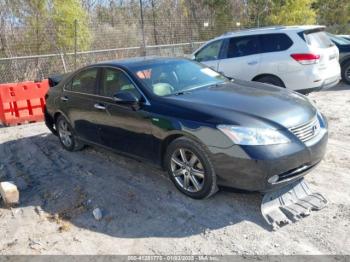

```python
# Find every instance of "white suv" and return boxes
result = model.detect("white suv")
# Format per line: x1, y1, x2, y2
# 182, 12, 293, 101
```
192, 26, 341, 93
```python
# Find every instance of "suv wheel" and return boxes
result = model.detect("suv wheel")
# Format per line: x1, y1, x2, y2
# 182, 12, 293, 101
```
255, 75, 285, 88
56, 115, 84, 151
164, 137, 218, 199
341, 60, 350, 85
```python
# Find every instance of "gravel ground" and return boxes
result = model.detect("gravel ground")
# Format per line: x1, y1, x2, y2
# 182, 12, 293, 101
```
0, 83, 349, 255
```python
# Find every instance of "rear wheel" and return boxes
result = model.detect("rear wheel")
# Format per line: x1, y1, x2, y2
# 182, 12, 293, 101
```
165, 137, 218, 199
254, 75, 285, 88
56, 115, 84, 151
341, 60, 350, 85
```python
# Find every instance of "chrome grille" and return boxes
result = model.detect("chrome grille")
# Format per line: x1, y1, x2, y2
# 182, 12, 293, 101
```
289, 116, 320, 142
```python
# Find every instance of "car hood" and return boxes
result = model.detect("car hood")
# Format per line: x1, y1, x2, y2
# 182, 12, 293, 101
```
165, 80, 317, 129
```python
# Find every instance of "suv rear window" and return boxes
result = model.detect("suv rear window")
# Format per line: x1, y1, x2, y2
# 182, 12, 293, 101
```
260, 33, 293, 53
302, 30, 334, 49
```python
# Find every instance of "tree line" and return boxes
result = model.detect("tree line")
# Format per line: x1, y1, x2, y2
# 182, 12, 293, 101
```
0, 0, 349, 58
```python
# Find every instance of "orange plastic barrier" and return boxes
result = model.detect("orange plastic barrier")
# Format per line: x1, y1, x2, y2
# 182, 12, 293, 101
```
0, 80, 49, 126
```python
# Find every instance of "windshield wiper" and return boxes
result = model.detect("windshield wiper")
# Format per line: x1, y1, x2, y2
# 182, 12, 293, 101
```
173, 90, 191, 96
172, 81, 229, 96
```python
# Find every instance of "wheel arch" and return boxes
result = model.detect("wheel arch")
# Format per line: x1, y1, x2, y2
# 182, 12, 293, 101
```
53, 111, 62, 124
340, 55, 350, 67
53, 110, 72, 128
340, 57, 350, 84
251, 73, 286, 87
159, 131, 204, 169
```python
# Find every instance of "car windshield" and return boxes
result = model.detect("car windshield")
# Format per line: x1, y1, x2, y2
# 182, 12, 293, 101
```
129, 59, 229, 96
327, 33, 350, 46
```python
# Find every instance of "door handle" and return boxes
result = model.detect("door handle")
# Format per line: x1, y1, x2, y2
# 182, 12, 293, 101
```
247, 61, 258, 65
94, 103, 106, 110
60, 96, 69, 102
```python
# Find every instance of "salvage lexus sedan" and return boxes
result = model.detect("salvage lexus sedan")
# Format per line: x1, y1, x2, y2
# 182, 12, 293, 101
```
45, 57, 328, 199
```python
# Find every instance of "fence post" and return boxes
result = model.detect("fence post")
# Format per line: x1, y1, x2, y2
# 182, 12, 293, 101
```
189, 19, 194, 52
74, 19, 78, 70
60, 53, 67, 73
139, 0, 146, 56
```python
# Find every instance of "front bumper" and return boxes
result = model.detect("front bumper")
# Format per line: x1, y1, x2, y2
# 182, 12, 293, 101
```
209, 129, 328, 192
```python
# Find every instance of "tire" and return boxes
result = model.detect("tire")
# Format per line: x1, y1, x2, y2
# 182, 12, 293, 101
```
255, 75, 285, 88
56, 115, 84, 151
164, 137, 218, 199
341, 60, 350, 85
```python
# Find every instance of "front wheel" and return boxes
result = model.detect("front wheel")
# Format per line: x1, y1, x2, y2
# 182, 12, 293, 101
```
56, 115, 84, 151
341, 60, 350, 85
165, 137, 218, 199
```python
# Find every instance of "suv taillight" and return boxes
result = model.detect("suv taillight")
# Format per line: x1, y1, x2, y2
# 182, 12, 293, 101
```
291, 53, 320, 65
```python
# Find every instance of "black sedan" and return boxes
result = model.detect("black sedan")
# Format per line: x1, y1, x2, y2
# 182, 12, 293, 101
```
45, 57, 328, 199
328, 33, 350, 84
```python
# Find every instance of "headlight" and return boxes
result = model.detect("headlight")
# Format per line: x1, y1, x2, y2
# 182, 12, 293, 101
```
217, 125, 290, 145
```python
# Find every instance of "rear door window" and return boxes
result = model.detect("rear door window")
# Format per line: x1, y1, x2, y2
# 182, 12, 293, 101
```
303, 30, 334, 49
69, 68, 98, 94
260, 33, 293, 53
100, 68, 141, 99
224, 36, 261, 58
195, 40, 223, 62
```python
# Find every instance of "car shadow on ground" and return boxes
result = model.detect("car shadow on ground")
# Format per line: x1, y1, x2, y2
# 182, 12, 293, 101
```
0, 133, 271, 238
323, 82, 349, 91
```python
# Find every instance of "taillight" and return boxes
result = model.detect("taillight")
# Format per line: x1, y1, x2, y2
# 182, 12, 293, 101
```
291, 53, 320, 65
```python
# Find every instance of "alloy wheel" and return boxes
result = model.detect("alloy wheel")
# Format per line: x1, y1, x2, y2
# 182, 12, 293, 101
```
170, 148, 205, 193
58, 118, 73, 148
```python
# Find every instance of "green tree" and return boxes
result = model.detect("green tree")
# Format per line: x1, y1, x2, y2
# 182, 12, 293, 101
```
51, 0, 91, 51
267, 0, 316, 25
203, 0, 235, 35
315, 0, 350, 33
24, 0, 50, 54
246, 0, 272, 27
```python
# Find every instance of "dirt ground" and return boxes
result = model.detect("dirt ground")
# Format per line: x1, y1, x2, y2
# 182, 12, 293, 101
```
0, 83, 349, 255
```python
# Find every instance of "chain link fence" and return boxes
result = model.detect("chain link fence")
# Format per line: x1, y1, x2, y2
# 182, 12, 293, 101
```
0, 18, 238, 83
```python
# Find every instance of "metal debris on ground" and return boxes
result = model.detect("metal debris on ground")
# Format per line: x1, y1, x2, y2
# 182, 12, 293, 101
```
261, 179, 328, 230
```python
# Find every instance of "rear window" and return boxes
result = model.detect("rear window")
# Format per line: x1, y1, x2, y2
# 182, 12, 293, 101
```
302, 30, 334, 49
260, 33, 293, 53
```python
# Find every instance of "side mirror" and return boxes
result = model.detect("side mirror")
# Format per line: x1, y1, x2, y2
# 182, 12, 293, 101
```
113, 91, 140, 106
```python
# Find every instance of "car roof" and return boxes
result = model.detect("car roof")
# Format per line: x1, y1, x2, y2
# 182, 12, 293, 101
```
95, 56, 184, 68
210, 25, 325, 41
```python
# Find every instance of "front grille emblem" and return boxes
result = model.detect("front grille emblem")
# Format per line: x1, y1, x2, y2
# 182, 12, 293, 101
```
289, 116, 321, 142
